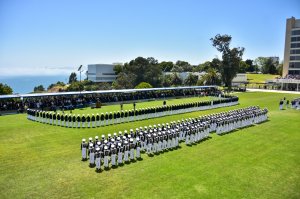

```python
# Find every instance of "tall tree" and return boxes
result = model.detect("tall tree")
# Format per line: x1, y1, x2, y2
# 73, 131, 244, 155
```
159, 61, 174, 72
245, 59, 255, 72
122, 56, 162, 87
113, 64, 123, 75
33, 85, 45, 92
238, 61, 249, 73
69, 72, 77, 84
112, 72, 136, 89
0, 83, 13, 95
211, 34, 244, 90
170, 73, 182, 86
197, 68, 221, 86
176, 60, 193, 72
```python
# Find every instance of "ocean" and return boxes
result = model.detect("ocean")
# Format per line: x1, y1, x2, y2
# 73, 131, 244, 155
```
0, 75, 69, 94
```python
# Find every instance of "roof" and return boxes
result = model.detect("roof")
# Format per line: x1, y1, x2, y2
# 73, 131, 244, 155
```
0, 85, 217, 99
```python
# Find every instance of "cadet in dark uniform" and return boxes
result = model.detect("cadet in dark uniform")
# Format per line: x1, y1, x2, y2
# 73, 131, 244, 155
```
86, 114, 91, 128
77, 114, 81, 128
82, 114, 86, 128
100, 113, 105, 126
105, 112, 109, 125
52, 112, 56, 125
72, 114, 76, 128
109, 112, 113, 125
64, 114, 68, 128
96, 113, 100, 127
91, 114, 95, 128
68, 114, 72, 128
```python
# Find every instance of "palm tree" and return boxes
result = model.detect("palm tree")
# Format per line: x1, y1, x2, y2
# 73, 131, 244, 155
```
198, 68, 221, 85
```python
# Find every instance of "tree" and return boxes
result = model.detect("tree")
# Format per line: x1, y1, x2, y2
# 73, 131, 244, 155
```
256, 57, 278, 74
170, 73, 182, 86
113, 64, 123, 75
197, 68, 221, 86
0, 83, 13, 95
184, 73, 198, 86
67, 81, 84, 91
120, 57, 162, 87
159, 61, 174, 72
197, 61, 212, 72
238, 61, 249, 73
277, 63, 283, 76
135, 82, 153, 89
162, 74, 172, 87
245, 59, 255, 72
211, 34, 244, 90
69, 72, 77, 84
112, 72, 136, 89
175, 60, 193, 72
33, 85, 45, 93
171, 65, 184, 72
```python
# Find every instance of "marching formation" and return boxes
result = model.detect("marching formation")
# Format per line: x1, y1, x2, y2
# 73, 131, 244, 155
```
27, 95, 239, 128
81, 106, 268, 171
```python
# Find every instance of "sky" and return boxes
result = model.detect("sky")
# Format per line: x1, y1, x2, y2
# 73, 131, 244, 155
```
0, 0, 299, 77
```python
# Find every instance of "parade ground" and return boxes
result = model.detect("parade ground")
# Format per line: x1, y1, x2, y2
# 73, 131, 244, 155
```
0, 92, 299, 199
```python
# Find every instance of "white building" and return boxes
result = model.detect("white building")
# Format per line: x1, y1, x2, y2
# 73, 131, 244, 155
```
87, 64, 117, 82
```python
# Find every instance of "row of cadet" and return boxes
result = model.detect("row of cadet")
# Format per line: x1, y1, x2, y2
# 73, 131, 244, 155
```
26, 95, 239, 128
81, 106, 268, 171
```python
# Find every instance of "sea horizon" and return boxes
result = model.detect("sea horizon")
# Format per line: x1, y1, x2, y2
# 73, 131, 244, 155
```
0, 75, 69, 94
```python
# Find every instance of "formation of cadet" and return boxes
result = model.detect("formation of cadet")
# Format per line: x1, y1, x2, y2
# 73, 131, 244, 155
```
291, 98, 300, 109
80, 106, 268, 171
26, 95, 239, 127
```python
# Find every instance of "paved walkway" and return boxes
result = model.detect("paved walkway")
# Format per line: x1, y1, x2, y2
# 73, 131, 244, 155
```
247, 88, 300, 95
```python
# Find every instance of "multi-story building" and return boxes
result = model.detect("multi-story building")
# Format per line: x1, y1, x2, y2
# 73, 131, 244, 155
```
283, 17, 300, 76
87, 64, 117, 82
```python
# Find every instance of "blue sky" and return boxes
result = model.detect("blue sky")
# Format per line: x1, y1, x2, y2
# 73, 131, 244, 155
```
0, 0, 299, 76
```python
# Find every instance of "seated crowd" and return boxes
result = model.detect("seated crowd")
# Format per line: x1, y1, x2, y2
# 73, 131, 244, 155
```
0, 88, 220, 112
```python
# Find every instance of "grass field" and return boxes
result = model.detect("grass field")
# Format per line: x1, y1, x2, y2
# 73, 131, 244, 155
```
247, 74, 279, 83
0, 92, 300, 198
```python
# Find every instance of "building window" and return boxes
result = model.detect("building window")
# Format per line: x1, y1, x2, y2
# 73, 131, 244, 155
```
96, 77, 116, 80
288, 70, 300, 75
102, 73, 116, 75
291, 36, 300, 42
290, 56, 300, 61
291, 43, 300, 48
292, 30, 300, 36
289, 62, 300, 68
290, 49, 300, 54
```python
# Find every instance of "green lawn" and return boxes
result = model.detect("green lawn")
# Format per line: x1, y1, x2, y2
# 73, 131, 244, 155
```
57, 96, 215, 115
0, 92, 300, 199
247, 74, 279, 83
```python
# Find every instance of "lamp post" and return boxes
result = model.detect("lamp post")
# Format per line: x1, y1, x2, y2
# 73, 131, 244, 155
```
78, 65, 83, 94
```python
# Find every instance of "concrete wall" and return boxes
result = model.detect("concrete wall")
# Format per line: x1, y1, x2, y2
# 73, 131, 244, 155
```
87, 64, 117, 82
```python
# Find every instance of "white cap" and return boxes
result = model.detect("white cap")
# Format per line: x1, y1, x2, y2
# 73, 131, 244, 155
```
96, 147, 100, 151
136, 137, 140, 141
89, 137, 92, 141
82, 139, 86, 142
95, 136, 99, 139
